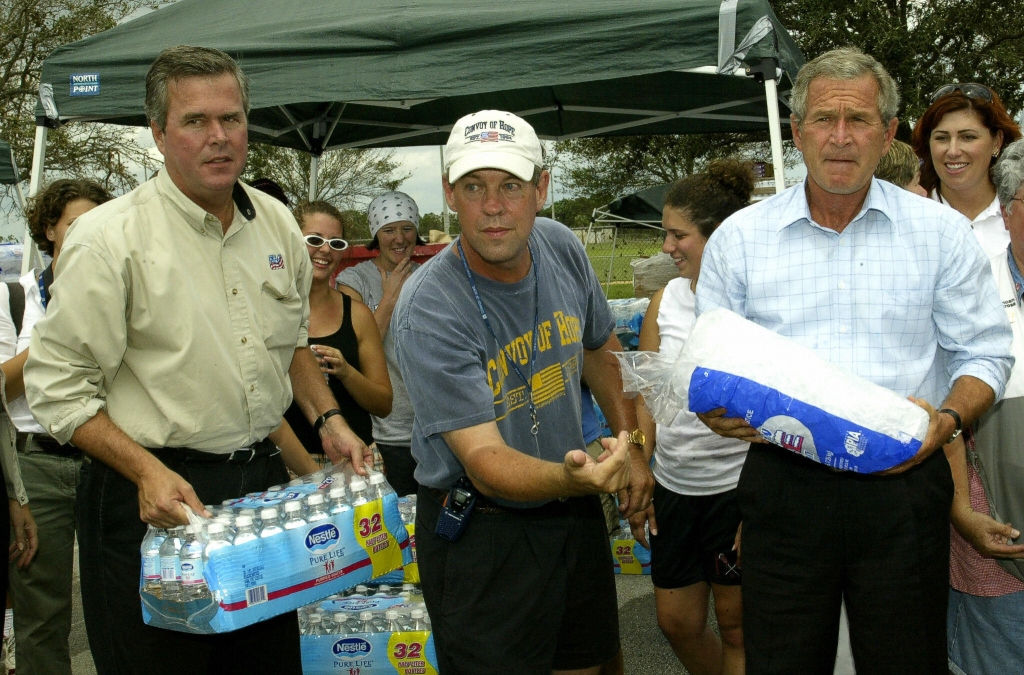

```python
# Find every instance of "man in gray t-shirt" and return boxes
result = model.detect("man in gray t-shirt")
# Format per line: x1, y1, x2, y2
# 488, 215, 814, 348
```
392, 110, 654, 675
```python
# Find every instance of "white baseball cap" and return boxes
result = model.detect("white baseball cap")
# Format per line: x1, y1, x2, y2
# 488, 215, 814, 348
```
444, 110, 544, 183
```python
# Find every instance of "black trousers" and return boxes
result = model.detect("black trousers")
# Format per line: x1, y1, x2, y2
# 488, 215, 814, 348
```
375, 443, 419, 497
738, 443, 953, 675
76, 453, 301, 675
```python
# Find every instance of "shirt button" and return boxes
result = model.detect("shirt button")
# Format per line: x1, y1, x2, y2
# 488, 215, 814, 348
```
840, 326, 848, 334
241, 337, 247, 344
232, 288, 238, 295
250, 385, 255, 392
838, 281, 846, 290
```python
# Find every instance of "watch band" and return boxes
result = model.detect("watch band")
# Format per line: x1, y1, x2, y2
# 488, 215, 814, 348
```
313, 408, 342, 434
937, 408, 962, 444
627, 428, 646, 446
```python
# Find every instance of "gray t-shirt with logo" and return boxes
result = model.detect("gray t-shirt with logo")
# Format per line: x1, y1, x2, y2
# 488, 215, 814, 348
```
335, 259, 419, 445
392, 218, 614, 507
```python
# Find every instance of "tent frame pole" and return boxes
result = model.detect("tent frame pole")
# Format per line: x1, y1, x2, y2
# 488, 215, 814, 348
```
308, 154, 319, 202
22, 124, 49, 274
764, 77, 786, 194
605, 226, 618, 295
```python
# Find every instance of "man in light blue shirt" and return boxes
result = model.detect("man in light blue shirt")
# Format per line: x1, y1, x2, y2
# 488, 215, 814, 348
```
696, 48, 1012, 674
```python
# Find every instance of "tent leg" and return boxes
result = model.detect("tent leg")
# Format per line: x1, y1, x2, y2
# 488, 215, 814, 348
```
764, 77, 787, 195
605, 225, 618, 295
308, 154, 320, 202
22, 124, 48, 274
440, 146, 450, 235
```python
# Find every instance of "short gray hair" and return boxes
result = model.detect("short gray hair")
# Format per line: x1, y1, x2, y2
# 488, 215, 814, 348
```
994, 139, 1024, 214
790, 48, 900, 125
145, 45, 250, 131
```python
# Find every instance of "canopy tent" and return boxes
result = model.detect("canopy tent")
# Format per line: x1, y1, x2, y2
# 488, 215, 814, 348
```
1, 138, 41, 274
28, 0, 805, 269
593, 183, 673, 230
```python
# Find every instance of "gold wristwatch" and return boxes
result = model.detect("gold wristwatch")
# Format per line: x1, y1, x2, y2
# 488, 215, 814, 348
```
627, 429, 646, 446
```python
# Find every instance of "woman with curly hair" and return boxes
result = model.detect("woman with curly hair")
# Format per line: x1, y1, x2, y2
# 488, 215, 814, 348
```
632, 159, 755, 675
1, 178, 110, 675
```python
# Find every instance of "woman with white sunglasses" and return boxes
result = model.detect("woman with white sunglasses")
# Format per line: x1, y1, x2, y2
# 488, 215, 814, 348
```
283, 201, 392, 466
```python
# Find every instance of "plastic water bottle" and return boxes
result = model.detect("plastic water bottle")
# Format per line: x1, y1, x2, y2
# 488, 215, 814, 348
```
384, 609, 404, 632
233, 515, 258, 545
204, 522, 233, 561
214, 514, 235, 535
358, 611, 380, 633
283, 500, 307, 530
349, 479, 369, 506
373, 584, 392, 597
410, 608, 428, 631
159, 527, 184, 601
140, 527, 167, 594
333, 612, 351, 634
328, 486, 351, 515
307, 612, 326, 635
349, 584, 370, 598
306, 493, 329, 522
320, 611, 336, 634
259, 508, 284, 538
369, 472, 394, 501
179, 525, 210, 601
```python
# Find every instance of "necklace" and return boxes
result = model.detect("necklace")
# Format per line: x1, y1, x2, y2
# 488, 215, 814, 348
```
456, 238, 541, 435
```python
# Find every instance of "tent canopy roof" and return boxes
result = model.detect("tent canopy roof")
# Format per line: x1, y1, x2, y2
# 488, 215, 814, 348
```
598, 183, 672, 225
38, 0, 804, 152
0, 139, 20, 185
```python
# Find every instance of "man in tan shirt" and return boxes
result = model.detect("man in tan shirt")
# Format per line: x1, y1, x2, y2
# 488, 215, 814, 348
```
23, 46, 370, 674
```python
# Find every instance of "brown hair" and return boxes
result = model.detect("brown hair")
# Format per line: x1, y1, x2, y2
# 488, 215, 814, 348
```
26, 179, 113, 256
911, 88, 1022, 194
292, 201, 350, 237
664, 159, 756, 239
145, 45, 249, 131
874, 140, 920, 188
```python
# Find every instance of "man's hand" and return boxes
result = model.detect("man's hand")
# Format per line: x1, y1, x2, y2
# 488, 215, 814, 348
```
321, 414, 373, 475
8, 500, 38, 568
562, 431, 631, 496
629, 504, 657, 550
880, 397, 953, 475
696, 407, 764, 443
617, 447, 655, 519
136, 462, 210, 528
954, 509, 1024, 559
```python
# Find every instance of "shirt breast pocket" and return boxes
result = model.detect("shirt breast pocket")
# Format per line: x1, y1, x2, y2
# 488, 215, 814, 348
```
259, 279, 303, 349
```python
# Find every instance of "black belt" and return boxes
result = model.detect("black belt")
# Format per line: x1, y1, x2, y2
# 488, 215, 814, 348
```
15, 432, 82, 459
426, 487, 574, 516
149, 437, 279, 465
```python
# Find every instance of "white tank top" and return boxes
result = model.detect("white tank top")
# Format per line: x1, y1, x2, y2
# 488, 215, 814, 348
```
652, 277, 748, 495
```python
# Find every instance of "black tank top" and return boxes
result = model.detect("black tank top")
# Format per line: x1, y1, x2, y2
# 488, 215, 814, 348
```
285, 293, 374, 453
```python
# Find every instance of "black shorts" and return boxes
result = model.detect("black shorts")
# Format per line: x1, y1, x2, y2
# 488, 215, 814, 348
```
415, 486, 619, 674
649, 481, 742, 589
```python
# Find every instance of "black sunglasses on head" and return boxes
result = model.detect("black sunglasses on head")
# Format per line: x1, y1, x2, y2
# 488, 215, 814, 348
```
303, 234, 349, 251
929, 82, 994, 103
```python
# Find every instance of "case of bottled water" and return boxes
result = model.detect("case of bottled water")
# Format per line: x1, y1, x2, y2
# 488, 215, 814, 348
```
609, 520, 651, 575
139, 462, 412, 633
370, 494, 418, 586
299, 583, 438, 675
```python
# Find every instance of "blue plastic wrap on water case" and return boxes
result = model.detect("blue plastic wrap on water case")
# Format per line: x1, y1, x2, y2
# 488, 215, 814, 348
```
688, 367, 921, 473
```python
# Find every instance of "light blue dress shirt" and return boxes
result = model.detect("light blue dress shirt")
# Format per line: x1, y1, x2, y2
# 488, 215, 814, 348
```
696, 178, 1013, 406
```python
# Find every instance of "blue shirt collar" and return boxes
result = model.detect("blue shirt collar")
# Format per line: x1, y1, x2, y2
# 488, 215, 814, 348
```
778, 177, 897, 233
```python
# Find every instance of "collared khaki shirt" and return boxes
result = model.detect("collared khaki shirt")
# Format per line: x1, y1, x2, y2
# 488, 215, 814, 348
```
24, 170, 312, 452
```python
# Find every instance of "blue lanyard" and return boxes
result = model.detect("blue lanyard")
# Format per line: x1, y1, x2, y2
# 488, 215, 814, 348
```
456, 238, 541, 436
37, 272, 47, 311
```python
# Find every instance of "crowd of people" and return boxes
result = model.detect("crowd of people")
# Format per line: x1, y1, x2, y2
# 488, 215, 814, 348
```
0, 41, 1019, 675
